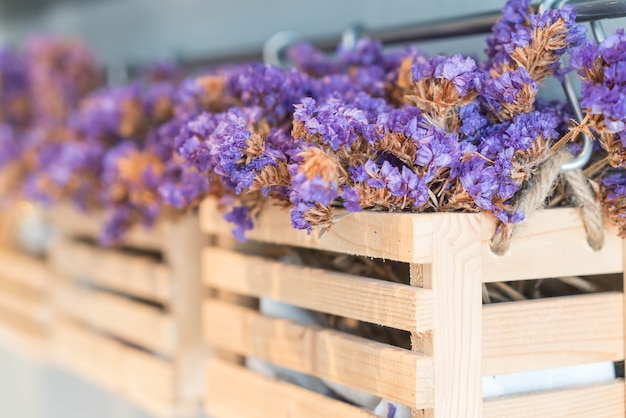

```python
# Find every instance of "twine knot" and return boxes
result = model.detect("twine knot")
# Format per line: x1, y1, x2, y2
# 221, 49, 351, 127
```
490, 148, 604, 255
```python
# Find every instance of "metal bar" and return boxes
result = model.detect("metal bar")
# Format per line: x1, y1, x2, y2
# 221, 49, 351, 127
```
569, 0, 626, 21
156, 0, 626, 73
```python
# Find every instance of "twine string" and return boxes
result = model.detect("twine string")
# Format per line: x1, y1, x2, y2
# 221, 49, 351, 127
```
490, 148, 604, 255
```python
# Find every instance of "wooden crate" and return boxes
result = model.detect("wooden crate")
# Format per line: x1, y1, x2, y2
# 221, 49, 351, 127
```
199, 198, 626, 418
0, 206, 51, 361
48, 206, 206, 418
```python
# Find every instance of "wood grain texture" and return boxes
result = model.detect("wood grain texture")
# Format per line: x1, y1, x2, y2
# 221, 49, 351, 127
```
47, 205, 164, 252
483, 380, 625, 418
53, 318, 177, 417
200, 198, 434, 263
54, 282, 175, 356
482, 208, 622, 282
203, 247, 433, 332
205, 359, 377, 418
203, 300, 434, 409
429, 214, 483, 418
482, 292, 624, 376
50, 238, 172, 303
162, 214, 207, 408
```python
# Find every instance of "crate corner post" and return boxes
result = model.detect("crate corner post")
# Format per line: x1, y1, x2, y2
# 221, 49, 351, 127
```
162, 213, 208, 415
411, 213, 483, 418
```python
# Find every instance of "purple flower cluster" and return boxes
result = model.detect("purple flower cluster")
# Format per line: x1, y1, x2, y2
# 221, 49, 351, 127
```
412, 54, 481, 97
572, 29, 626, 139
487, 0, 585, 78
25, 36, 102, 123
2, 0, 625, 245
0, 47, 30, 127
600, 170, 626, 236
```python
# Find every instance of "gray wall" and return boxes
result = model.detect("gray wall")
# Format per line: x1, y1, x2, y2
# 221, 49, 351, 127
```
0, 0, 509, 67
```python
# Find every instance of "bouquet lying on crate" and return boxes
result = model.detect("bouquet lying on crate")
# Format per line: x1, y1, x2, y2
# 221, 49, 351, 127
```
0, 0, 624, 251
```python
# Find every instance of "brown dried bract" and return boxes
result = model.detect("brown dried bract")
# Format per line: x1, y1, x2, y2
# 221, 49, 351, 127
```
299, 147, 342, 182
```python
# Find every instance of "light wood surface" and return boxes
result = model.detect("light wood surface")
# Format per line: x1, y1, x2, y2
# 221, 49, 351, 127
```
201, 202, 626, 417
53, 318, 176, 417
47, 205, 164, 252
483, 380, 625, 418
203, 247, 433, 333
49, 213, 206, 416
425, 214, 483, 418
481, 208, 622, 282
162, 215, 207, 408
203, 299, 434, 409
54, 282, 175, 356
0, 276, 48, 325
482, 292, 624, 375
0, 304, 48, 361
205, 358, 377, 418
199, 198, 434, 263
49, 238, 172, 303
0, 247, 48, 290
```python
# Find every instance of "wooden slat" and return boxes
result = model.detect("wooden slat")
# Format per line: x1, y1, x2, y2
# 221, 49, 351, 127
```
162, 215, 207, 405
0, 279, 47, 325
483, 380, 625, 418
50, 239, 172, 303
203, 247, 433, 333
0, 247, 48, 290
200, 198, 434, 263
47, 205, 164, 252
203, 300, 433, 409
53, 319, 175, 417
0, 304, 47, 361
55, 283, 175, 356
482, 208, 622, 282
205, 358, 377, 418
482, 292, 624, 376
425, 214, 483, 417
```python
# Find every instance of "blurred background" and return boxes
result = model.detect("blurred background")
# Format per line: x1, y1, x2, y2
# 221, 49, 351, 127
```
0, 0, 625, 417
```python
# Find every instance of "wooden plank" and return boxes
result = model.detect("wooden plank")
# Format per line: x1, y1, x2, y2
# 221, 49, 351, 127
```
47, 205, 164, 252
482, 208, 622, 282
0, 304, 47, 361
0, 247, 48, 290
55, 283, 175, 356
53, 319, 176, 417
203, 247, 433, 333
482, 292, 624, 376
49, 238, 171, 303
199, 198, 434, 263
53, 317, 124, 389
424, 214, 483, 418
0, 278, 48, 325
483, 380, 625, 418
203, 300, 433, 409
162, 215, 207, 406
205, 358, 377, 418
